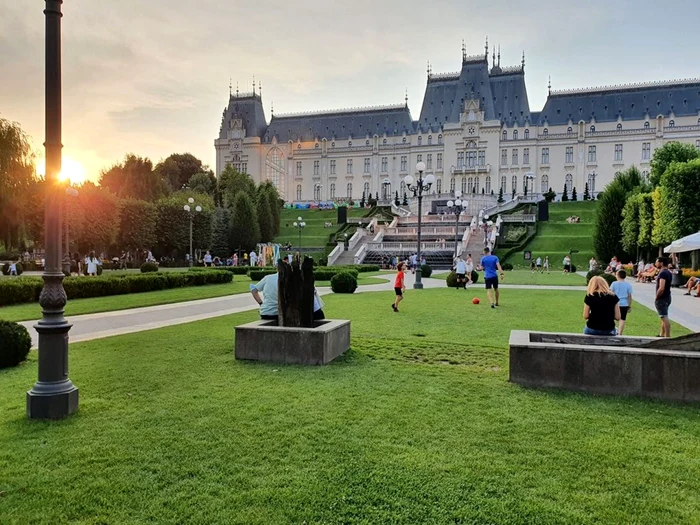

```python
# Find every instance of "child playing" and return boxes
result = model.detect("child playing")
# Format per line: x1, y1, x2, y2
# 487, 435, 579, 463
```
392, 262, 407, 312
610, 269, 633, 335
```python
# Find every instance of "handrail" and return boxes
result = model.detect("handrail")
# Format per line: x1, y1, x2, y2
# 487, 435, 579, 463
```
354, 243, 368, 264
365, 241, 456, 251
348, 229, 363, 251
327, 243, 344, 266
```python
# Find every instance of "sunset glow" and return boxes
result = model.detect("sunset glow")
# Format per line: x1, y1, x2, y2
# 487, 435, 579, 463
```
36, 156, 88, 185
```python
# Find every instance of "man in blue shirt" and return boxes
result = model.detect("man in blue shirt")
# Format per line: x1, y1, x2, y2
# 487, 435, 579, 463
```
610, 269, 633, 335
251, 271, 279, 322
480, 247, 504, 308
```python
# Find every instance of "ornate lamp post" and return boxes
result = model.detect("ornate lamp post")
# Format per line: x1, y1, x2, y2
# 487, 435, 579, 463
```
27, 0, 79, 419
184, 197, 202, 267
293, 217, 306, 252
446, 190, 466, 259
404, 162, 435, 289
62, 186, 78, 276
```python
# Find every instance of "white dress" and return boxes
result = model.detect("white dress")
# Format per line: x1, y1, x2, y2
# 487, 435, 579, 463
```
87, 257, 98, 275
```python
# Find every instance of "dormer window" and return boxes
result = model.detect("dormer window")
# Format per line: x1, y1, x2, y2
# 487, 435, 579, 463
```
543, 128, 548, 136
315, 143, 319, 148
418, 136, 422, 145
349, 141, 352, 147
617, 124, 622, 130
502, 130, 507, 140
331, 142, 335, 147
365, 140, 370, 145
590, 125, 596, 133
524, 129, 529, 139
403, 137, 407, 143
513, 130, 518, 140
567, 127, 573, 134
644, 122, 650, 129
669, 120, 675, 128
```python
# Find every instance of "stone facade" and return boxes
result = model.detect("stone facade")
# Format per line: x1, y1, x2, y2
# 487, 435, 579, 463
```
216, 46, 700, 202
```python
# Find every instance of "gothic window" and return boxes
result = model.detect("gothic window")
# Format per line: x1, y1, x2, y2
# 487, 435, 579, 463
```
400, 156, 407, 171
641, 171, 649, 182
347, 183, 352, 198
669, 120, 675, 128
541, 174, 549, 193
565, 174, 573, 193
457, 152, 465, 168
524, 129, 530, 139
478, 150, 485, 166
347, 159, 353, 174
418, 136, 422, 145
265, 147, 286, 196
450, 177, 456, 192
383, 138, 387, 144
381, 157, 388, 172
588, 173, 597, 193
400, 181, 406, 196
513, 130, 518, 140
588, 145, 596, 162
485, 176, 491, 193
330, 160, 336, 174
567, 127, 573, 134
427, 154, 433, 169
365, 140, 370, 145
364, 158, 370, 173
428, 135, 432, 145
474, 177, 480, 193
363, 182, 370, 196
501, 149, 507, 166
565, 147, 574, 163
590, 125, 595, 132
523, 148, 530, 165
315, 143, 319, 149
438, 134, 443, 144
330, 183, 336, 199
500, 176, 507, 192
511, 175, 517, 193
313, 160, 320, 176
462, 177, 468, 193
541, 148, 550, 164
467, 151, 476, 167
642, 143, 651, 160
349, 141, 352, 147
296, 161, 302, 177
502, 130, 507, 140
467, 141, 477, 149
435, 179, 441, 194
296, 185, 302, 201
512, 149, 518, 165
314, 185, 321, 200
417, 154, 422, 163
644, 121, 650, 129
614, 144, 623, 162
543, 128, 548, 136
437, 153, 443, 169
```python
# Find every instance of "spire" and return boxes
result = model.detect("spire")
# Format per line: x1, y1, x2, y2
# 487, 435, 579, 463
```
252, 74, 256, 95
497, 45, 501, 67
236, 82, 239, 98
548, 75, 552, 96
522, 50, 525, 70
427, 60, 431, 78
492, 49, 496, 69
462, 39, 466, 62
258, 80, 262, 99
271, 100, 274, 118
485, 35, 489, 58
405, 87, 408, 108
229, 77, 232, 97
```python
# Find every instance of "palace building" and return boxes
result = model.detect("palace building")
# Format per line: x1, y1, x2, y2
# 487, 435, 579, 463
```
215, 41, 700, 202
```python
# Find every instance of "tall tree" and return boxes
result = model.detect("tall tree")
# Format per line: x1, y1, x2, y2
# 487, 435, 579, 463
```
71, 182, 119, 253
117, 199, 157, 252
593, 180, 628, 263
219, 164, 256, 208
621, 194, 641, 255
256, 192, 275, 243
154, 190, 214, 257
99, 154, 169, 201
571, 187, 577, 201
187, 171, 216, 197
0, 118, 35, 250
210, 207, 231, 258
656, 158, 700, 240
561, 183, 569, 201
649, 142, 699, 188
637, 193, 655, 258
229, 192, 260, 253
497, 186, 504, 204
154, 153, 204, 191
583, 182, 590, 201
262, 183, 281, 235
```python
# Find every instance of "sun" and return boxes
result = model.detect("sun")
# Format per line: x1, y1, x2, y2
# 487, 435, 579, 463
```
37, 156, 87, 185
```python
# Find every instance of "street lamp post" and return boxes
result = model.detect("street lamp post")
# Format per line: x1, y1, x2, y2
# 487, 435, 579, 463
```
183, 197, 202, 267
404, 162, 435, 289
446, 191, 466, 259
62, 186, 78, 276
27, 0, 79, 419
293, 217, 306, 253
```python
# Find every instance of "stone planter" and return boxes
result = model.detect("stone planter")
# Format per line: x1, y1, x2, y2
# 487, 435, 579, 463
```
509, 330, 700, 403
235, 319, 351, 365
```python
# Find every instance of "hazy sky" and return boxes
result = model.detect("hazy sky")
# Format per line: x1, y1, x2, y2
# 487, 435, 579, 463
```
2, 0, 699, 181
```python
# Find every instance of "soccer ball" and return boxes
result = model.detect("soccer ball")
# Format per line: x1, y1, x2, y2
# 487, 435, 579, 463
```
472, 297, 480, 305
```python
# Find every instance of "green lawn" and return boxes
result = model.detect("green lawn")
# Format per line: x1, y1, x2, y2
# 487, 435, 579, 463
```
0, 275, 388, 322
275, 208, 367, 249
0, 289, 695, 524
431, 269, 586, 286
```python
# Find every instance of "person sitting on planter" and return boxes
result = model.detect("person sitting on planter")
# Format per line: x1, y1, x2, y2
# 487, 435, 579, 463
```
583, 276, 621, 336
250, 270, 279, 323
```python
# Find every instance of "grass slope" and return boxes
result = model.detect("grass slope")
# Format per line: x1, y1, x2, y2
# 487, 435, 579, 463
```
275, 209, 367, 249
0, 290, 695, 524
507, 201, 598, 269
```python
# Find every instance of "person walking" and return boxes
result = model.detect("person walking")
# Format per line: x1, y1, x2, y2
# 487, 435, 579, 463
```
654, 257, 673, 338
465, 253, 474, 285
543, 256, 550, 273
410, 253, 418, 274
249, 250, 258, 267
563, 255, 572, 274
481, 247, 504, 309
313, 288, 326, 320
610, 269, 633, 335
455, 256, 467, 289
86, 251, 100, 276
392, 262, 407, 312
583, 276, 621, 336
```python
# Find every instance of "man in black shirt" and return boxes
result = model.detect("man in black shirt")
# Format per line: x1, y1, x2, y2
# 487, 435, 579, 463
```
655, 257, 673, 338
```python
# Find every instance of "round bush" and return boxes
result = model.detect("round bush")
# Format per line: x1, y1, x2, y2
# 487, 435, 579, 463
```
570, 264, 578, 273
140, 262, 159, 273
330, 271, 358, 294
420, 264, 432, 278
0, 321, 32, 369
446, 270, 479, 287
501, 262, 514, 271
1, 262, 24, 276
586, 269, 615, 286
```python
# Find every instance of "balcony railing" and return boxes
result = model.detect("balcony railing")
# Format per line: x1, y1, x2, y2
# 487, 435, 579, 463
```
365, 241, 456, 252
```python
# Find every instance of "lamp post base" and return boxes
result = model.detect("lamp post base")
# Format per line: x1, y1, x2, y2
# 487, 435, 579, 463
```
413, 268, 424, 289
27, 383, 79, 420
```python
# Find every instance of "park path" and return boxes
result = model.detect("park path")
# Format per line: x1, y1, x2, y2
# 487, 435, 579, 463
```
19, 273, 590, 348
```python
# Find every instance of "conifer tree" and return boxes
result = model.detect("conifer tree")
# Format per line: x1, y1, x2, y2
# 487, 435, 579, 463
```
229, 192, 260, 253
562, 183, 569, 202
571, 187, 578, 201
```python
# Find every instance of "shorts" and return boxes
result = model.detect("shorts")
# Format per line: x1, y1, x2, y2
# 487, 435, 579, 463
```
620, 306, 629, 321
564, 265, 571, 272
394, 287, 403, 296
260, 314, 279, 323
456, 273, 465, 280
485, 277, 499, 290
655, 299, 671, 318
536, 264, 542, 268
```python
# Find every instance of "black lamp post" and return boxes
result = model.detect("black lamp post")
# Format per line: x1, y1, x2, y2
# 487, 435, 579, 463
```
293, 217, 306, 252
183, 197, 202, 267
27, 0, 79, 419
62, 186, 78, 276
446, 191, 466, 259
404, 162, 435, 289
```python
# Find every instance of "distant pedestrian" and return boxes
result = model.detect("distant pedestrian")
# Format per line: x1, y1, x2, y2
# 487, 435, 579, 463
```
392, 262, 407, 312
455, 256, 467, 289
610, 269, 633, 335
249, 251, 258, 267
536, 256, 542, 273
654, 257, 673, 338
583, 276, 620, 336
465, 253, 474, 284
543, 256, 550, 273
313, 288, 325, 320
481, 247, 504, 308
203, 251, 213, 267
86, 251, 100, 276
9, 259, 18, 276
563, 255, 572, 274
410, 253, 418, 274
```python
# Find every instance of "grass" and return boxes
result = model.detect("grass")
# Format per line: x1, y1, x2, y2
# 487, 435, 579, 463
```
431, 269, 586, 286
0, 274, 388, 322
275, 208, 367, 249
507, 201, 598, 270
0, 289, 696, 524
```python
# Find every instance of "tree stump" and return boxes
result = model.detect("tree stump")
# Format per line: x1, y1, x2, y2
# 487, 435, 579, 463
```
278, 256, 315, 328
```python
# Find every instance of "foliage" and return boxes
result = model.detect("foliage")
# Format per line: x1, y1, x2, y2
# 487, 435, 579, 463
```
22, 179, 45, 247
229, 192, 259, 253
117, 199, 157, 252
583, 182, 590, 201
154, 153, 204, 191
140, 262, 159, 273
615, 165, 645, 194
314, 269, 359, 281
69, 182, 120, 253
637, 193, 654, 252
586, 269, 616, 286
1, 262, 23, 276
657, 158, 700, 240
501, 262, 513, 271
99, 154, 169, 201
210, 207, 231, 258
394, 191, 400, 206
219, 165, 256, 208
571, 187, 577, 201
248, 269, 277, 281
593, 179, 628, 263
561, 183, 569, 202
260, 182, 281, 236
402, 192, 408, 206
0, 320, 31, 369
330, 271, 358, 293
621, 194, 641, 254
154, 190, 214, 256
420, 264, 432, 278
543, 187, 556, 203
649, 141, 699, 187
0, 118, 36, 250
187, 171, 216, 197
256, 192, 275, 243
504, 226, 527, 244
651, 186, 673, 247
446, 270, 479, 286
497, 186, 504, 203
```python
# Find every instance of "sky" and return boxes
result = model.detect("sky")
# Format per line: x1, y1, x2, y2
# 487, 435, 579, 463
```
2, 0, 700, 182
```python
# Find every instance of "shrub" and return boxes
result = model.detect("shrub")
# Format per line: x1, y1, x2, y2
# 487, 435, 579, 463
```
586, 269, 615, 286
446, 270, 479, 287
1, 262, 24, 276
504, 226, 527, 244
0, 321, 32, 369
420, 264, 432, 278
140, 262, 159, 273
331, 271, 358, 293
314, 269, 359, 281
502, 263, 514, 271
570, 264, 577, 274
248, 269, 277, 281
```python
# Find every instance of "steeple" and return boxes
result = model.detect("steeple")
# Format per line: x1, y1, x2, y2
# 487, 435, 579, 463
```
521, 50, 525, 70
236, 82, 239, 98
462, 39, 466, 63
271, 100, 274, 118
405, 88, 408, 108
492, 49, 496, 69
497, 45, 501, 68
252, 74, 256, 95
258, 80, 262, 99
484, 36, 489, 58
548, 75, 552, 96
229, 77, 232, 97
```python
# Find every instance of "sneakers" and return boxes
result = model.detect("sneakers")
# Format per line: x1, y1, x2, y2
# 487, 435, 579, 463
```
491, 303, 495, 309
391, 304, 399, 312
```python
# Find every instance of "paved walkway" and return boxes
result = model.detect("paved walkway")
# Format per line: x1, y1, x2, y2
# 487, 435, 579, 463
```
20, 274, 591, 347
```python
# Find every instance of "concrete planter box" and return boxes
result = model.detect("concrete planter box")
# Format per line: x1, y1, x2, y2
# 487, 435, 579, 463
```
235, 319, 351, 365
509, 330, 700, 403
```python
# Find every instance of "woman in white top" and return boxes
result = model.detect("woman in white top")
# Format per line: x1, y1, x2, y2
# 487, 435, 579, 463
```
465, 254, 474, 284
203, 251, 213, 267
86, 251, 100, 276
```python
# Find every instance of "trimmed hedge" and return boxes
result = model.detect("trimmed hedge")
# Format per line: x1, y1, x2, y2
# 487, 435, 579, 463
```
140, 262, 159, 273
502, 263, 514, 271
446, 270, 479, 287
331, 272, 358, 293
420, 264, 433, 278
248, 269, 277, 281
0, 321, 32, 369
586, 269, 616, 286
0, 271, 233, 306
1, 262, 24, 276
315, 269, 359, 281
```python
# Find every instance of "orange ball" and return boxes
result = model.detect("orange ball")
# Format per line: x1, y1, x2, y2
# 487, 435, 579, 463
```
472, 297, 480, 304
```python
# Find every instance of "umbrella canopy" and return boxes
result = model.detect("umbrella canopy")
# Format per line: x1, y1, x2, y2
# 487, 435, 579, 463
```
664, 231, 700, 253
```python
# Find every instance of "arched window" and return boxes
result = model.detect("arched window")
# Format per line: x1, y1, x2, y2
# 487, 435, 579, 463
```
464, 177, 470, 193
400, 181, 406, 196
347, 183, 353, 199
296, 184, 302, 201
365, 140, 370, 146
543, 128, 548, 136
511, 175, 518, 193
587, 173, 597, 193
513, 130, 518, 140
330, 183, 336, 199
617, 123, 622, 130
524, 129, 530, 139
641, 171, 649, 183
435, 179, 441, 194
669, 120, 675, 128
418, 136, 422, 145
502, 130, 507, 140
500, 176, 507, 192
590, 125, 595, 132
438, 134, 443, 144
523, 176, 528, 192
644, 121, 650, 129
474, 176, 480, 194
265, 147, 285, 197
450, 177, 456, 192
363, 182, 370, 197
567, 126, 573, 134
485, 176, 492, 193
428, 135, 432, 145
565, 173, 573, 193
314, 185, 321, 200
541, 174, 549, 193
